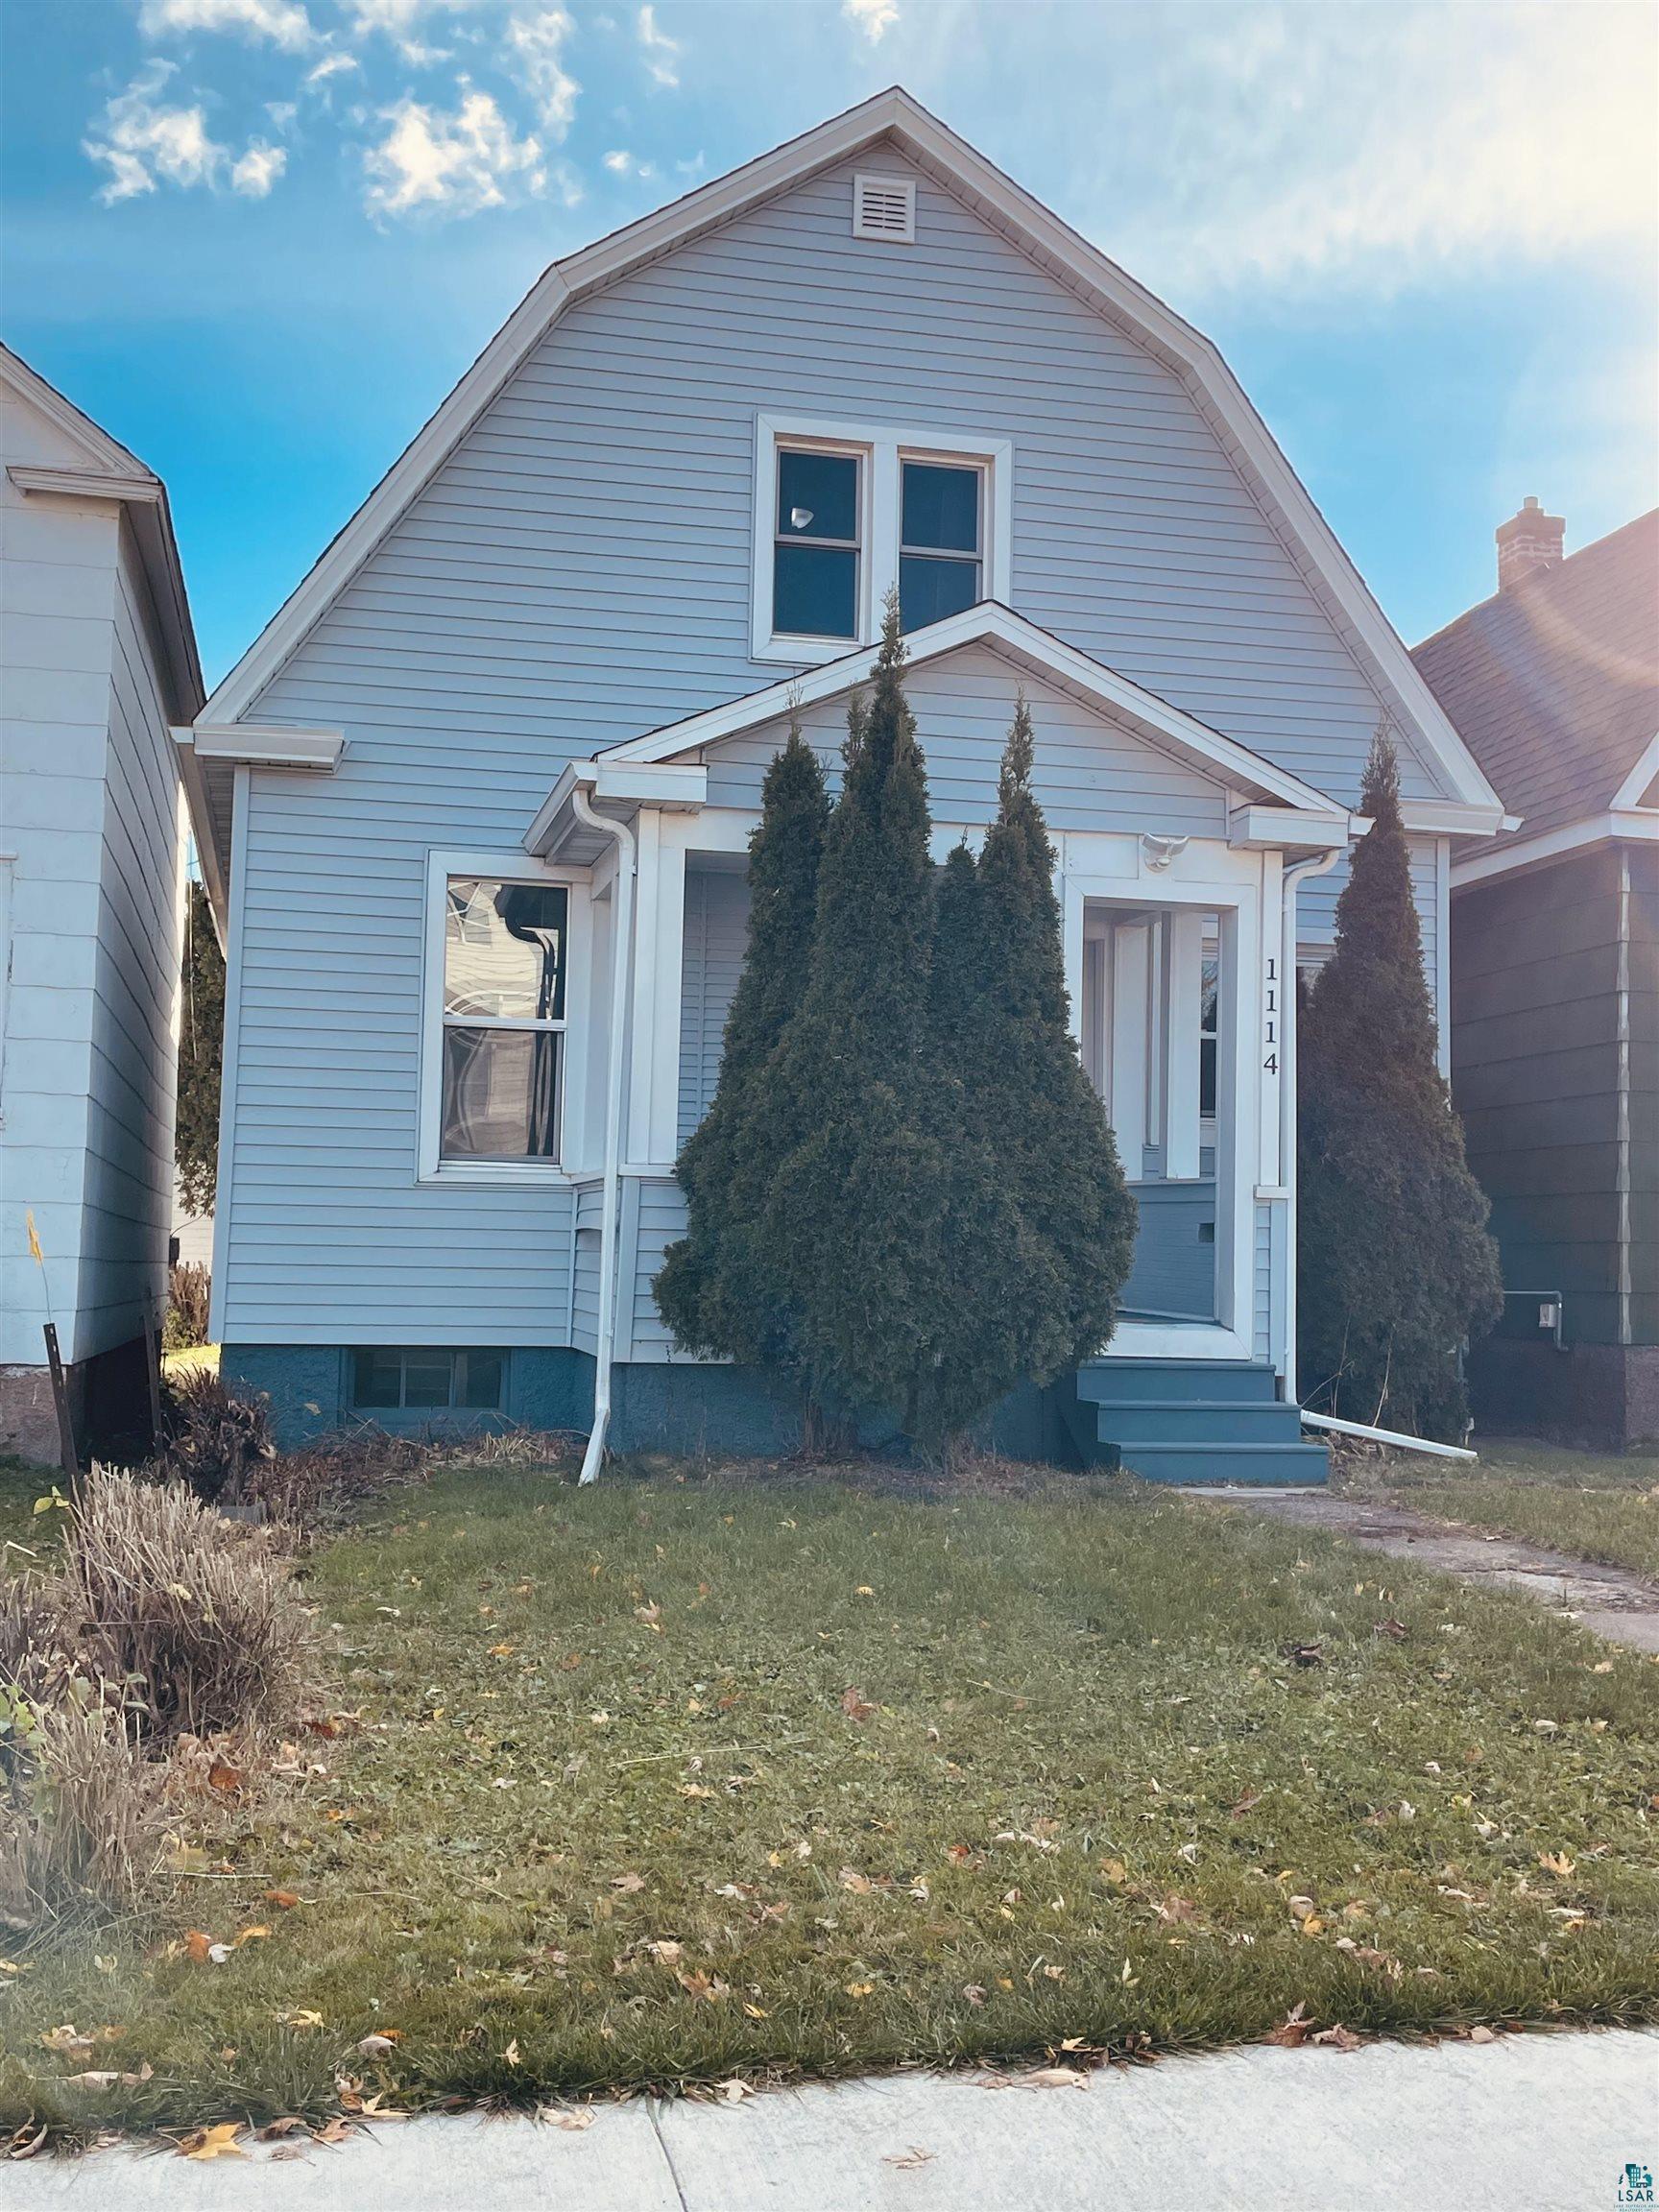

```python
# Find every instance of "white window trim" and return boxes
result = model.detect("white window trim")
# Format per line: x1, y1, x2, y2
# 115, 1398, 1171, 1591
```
751, 413, 1013, 665
418, 849, 592, 1186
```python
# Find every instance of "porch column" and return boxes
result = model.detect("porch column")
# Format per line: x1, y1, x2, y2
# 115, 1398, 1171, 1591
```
624, 806, 687, 1166
1109, 920, 1150, 1171
1164, 910, 1205, 1181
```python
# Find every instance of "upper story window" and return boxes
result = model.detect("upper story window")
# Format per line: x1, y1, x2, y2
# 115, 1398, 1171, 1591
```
900, 461, 982, 631
773, 446, 861, 640
440, 875, 566, 1164
753, 415, 1011, 664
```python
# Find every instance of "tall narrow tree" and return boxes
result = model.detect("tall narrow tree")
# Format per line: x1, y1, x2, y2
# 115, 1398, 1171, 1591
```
1298, 732, 1502, 1437
655, 717, 830, 1372
921, 697, 1135, 1443
763, 597, 950, 1428
175, 879, 225, 1219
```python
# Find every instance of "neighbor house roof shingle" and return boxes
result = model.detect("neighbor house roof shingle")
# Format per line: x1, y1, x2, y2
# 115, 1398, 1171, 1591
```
1410, 508, 1658, 854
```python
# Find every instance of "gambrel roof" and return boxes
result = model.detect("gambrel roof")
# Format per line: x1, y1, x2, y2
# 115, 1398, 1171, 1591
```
193, 87, 1502, 835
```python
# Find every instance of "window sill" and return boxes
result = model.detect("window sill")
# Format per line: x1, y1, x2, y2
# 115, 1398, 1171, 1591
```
752, 632, 863, 667
416, 1163, 577, 1189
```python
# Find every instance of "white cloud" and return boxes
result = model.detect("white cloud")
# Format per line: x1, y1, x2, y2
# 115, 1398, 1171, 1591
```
344, 0, 492, 63
603, 147, 656, 180
138, 0, 315, 51
305, 52, 360, 84
84, 60, 287, 204
842, 0, 897, 44
231, 140, 288, 195
1071, 7, 1657, 299
507, 9, 578, 137
637, 4, 679, 88
364, 84, 546, 218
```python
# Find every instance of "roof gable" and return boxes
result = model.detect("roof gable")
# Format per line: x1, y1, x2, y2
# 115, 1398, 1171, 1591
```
602, 602, 1342, 813
194, 88, 1500, 819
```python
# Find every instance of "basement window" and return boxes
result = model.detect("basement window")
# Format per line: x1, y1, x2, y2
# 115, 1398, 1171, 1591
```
352, 1347, 506, 1412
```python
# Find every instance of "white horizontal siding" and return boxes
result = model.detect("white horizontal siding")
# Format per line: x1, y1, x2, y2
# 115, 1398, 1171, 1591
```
678, 867, 750, 1149
627, 1176, 690, 1362
706, 646, 1232, 838
1253, 1203, 1273, 1363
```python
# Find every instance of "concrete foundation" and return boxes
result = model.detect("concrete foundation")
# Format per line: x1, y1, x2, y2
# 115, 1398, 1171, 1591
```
1469, 1336, 1659, 1452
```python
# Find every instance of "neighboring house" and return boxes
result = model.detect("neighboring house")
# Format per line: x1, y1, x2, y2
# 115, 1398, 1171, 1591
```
1416, 505, 1658, 1449
0, 343, 203, 1459
180, 89, 1504, 1479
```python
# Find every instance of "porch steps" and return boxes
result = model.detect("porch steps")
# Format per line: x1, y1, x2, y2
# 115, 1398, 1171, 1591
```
1066, 1358, 1328, 1486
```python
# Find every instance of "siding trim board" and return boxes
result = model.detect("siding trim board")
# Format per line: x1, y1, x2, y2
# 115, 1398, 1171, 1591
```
191, 89, 1501, 835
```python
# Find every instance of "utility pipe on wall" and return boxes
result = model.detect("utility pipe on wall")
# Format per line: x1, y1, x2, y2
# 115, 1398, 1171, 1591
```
1278, 844, 1341, 1405
570, 785, 637, 1486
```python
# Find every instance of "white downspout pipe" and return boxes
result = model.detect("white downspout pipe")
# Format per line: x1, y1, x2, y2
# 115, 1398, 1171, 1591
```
570, 786, 637, 1485
1279, 844, 1342, 1405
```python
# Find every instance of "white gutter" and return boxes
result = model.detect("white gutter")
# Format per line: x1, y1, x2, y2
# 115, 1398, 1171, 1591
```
1278, 845, 1342, 1404
1300, 1410, 1477, 1461
570, 785, 637, 1485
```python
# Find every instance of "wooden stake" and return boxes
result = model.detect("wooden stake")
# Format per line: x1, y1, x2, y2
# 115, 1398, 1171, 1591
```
146, 1295, 165, 1447
42, 1322, 79, 1482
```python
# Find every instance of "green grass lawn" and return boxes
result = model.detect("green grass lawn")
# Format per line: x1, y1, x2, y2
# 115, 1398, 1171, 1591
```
3, 1459, 1657, 2135
1334, 1440, 1659, 1583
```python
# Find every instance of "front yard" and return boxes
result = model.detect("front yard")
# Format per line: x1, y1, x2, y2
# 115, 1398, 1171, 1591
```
2, 1457, 1657, 2135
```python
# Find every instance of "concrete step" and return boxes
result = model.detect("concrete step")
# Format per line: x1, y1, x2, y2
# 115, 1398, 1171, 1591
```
1077, 1359, 1281, 1407
1113, 1439, 1331, 1486
1093, 1398, 1307, 1445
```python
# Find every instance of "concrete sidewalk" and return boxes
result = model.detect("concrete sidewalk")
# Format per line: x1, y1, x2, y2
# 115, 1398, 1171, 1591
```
10, 2029, 1655, 2211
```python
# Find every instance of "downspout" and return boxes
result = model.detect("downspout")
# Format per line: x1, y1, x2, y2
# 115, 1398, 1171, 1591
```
570, 785, 637, 1485
1279, 844, 1342, 1405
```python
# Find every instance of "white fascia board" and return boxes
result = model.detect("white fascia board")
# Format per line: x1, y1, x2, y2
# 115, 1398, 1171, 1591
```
524, 758, 708, 858
1398, 797, 1515, 837
190, 722, 345, 771
170, 731, 228, 936
0, 344, 150, 476
188, 86, 1499, 816
1611, 733, 1659, 811
1228, 805, 1353, 851
603, 602, 1338, 815
7, 464, 161, 504
1450, 809, 1659, 891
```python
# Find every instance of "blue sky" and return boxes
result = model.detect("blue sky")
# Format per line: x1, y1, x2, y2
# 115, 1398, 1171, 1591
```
3, 0, 1654, 687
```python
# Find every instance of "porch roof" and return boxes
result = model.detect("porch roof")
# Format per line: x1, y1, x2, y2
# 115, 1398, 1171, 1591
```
595, 602, 1349, 821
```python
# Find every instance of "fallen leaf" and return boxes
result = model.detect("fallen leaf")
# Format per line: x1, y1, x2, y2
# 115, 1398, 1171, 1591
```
1538, 1852, 1575, 1877
1311, 2024, 1362, 2051
503, 2039, 521, 2067
537, 2105, 595, 2131
64, 2065, 153, 2090
611, 1872, 646, 1893
184, 1931, 216, 1964
265, 1888, 302, 1911
276, 2008, 325, 2031
845, 1981, 877, 1999
884, 2146, 935, 2168
311, 2117, 355, 2146
714, 2079, 754, 2104
6, 2122, 48, 2161
178, 2123, 247, 2161
258, 2118, 309, 2139
841, 1687, 877, 1723
838, 1867, 875, 1894
206, 1761, 245, 1793
38, 2026, 96, 2057
962, 1984, 987, 2007
1280, 1642, 1323, 1669
1020, 2067, 1090, 2090
357, 2032, 401, 2058
1264, 2003, 1312, 2048
1467, 2025, 1498, 2045
1373, 1619, 1408, 1642
1228, 1791, 1262, 1819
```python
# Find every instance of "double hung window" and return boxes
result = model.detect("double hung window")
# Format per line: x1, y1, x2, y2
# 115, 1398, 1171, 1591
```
440, 876, 567, 1163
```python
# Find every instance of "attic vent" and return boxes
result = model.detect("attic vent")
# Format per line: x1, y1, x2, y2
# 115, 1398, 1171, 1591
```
853, 173, 915, 243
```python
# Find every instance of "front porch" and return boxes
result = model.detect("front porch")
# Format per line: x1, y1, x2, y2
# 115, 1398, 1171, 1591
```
526, 607, 1356, 1479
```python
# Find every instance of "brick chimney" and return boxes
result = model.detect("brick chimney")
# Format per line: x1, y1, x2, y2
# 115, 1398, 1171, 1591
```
1496, 495, 1565, 591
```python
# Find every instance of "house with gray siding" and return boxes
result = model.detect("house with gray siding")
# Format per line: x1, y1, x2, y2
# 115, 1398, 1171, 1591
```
1418, 504, 1657, 1448
0, 344, 203, 1459
180, 89, 1505, 1479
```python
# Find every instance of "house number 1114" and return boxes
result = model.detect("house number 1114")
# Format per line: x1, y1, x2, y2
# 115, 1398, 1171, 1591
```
1263, 955, 1279, 1074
